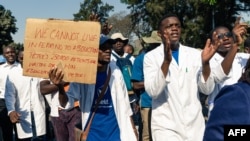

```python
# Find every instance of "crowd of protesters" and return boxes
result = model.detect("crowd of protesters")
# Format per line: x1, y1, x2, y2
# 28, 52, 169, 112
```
1, 12, 250, 141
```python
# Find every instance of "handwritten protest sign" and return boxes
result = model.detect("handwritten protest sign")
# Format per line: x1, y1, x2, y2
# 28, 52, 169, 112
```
23, 18, 101, 84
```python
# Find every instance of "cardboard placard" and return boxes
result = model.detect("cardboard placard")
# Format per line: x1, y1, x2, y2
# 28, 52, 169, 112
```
23, 18, 101, 84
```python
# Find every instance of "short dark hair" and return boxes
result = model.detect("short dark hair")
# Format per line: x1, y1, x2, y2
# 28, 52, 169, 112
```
244, 37, 250, 48
158, 13, 180, 30
3, 45, 16, 53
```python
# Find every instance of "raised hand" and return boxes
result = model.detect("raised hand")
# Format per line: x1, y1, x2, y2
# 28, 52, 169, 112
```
202, 32, 220, 64
162, 31, 172, 63
101, 21, 112, 35
159, 31, 172, 77
48, 67, 64, 85
232, 17, 247, 45
89, 13, 100, 22
88, 13, 112, 35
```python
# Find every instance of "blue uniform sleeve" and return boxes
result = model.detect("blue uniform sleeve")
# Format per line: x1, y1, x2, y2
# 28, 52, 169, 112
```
203, 82, 250, 141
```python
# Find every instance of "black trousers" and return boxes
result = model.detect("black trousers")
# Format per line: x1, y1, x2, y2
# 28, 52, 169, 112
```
0, 99, 13, 141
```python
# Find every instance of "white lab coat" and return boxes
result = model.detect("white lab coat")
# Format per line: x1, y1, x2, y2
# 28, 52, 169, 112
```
207, 52, 250, 114
144, 44, 221, 141
5, 67, 46, 139
64, 62, 137, 141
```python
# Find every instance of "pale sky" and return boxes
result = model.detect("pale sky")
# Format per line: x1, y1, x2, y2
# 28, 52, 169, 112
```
1, 0, 128, 43
1, 1, 250, 44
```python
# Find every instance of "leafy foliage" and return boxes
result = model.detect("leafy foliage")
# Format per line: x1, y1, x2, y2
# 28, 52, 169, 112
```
0, 5, 18, 54
73, 0, 114, 24
201, 0, 217, 5
121, 0, 250, 49
107, 11, 133, 39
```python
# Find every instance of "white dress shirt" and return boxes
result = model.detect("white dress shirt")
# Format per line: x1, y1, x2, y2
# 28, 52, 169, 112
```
0, 62, 21, 99
5, 66, 46, 139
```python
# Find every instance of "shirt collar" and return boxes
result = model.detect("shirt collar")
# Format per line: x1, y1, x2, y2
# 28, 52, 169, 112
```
2, 62, 20, 68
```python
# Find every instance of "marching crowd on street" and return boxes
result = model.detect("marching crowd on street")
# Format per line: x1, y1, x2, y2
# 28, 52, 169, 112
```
1, 13, 250, 141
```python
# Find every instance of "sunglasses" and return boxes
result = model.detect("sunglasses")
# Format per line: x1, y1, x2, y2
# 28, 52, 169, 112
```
217, 32, 233, 39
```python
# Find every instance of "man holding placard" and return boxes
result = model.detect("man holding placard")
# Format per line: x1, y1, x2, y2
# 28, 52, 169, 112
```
48, 34, 138, 141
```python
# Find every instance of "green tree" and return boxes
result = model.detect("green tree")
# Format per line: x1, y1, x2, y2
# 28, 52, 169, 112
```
107, 11, 133, 38
73, 0, 114, 24
121, 0, 153, 38
121, 0, 250, 49
0, 5, 18, 54
201, 0, 217, 5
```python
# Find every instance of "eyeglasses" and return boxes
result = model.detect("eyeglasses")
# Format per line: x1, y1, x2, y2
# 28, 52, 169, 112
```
217, 32, 233, 39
